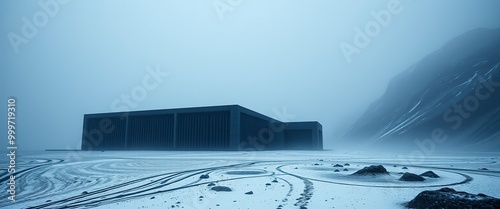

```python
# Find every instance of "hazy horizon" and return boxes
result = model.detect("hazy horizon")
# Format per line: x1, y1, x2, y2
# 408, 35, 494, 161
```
2, 0, 500, 151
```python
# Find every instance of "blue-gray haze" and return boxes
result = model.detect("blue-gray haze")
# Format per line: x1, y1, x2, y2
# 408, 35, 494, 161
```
1, 0, 500, 151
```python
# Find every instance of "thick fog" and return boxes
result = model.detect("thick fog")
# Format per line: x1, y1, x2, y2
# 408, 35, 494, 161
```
1, 0, 500, 151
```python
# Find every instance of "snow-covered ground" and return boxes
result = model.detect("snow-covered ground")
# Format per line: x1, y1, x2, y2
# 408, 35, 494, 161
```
1, 151, 499, 209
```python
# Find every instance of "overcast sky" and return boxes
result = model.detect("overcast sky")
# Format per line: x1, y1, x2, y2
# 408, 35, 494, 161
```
1, 0, 500, 151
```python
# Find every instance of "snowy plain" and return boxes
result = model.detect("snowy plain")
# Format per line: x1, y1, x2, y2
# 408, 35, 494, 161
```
1, 150, 499, 209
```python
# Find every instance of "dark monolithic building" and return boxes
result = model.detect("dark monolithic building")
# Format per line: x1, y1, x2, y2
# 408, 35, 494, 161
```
81, 105, 323, 151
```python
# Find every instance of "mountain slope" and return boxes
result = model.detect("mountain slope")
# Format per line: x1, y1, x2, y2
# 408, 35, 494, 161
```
344, 28, 500, 150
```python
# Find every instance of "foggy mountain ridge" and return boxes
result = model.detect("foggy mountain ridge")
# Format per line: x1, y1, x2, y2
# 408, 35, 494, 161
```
343, 27, 500, 151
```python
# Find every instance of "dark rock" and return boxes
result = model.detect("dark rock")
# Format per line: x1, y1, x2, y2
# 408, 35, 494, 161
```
266, 183, 271, 186
211, 186, 232, 192
300, 206, 308, 209
199, 196, 204, 198
343, 168, 349, 171
407, 187, 500, 209
46, 200, 51, 202
334, 169, 340, 172
272, 179, 278, 183
351, 165, 389, 176
319, 159, 324, 161
420, 171, 440, 178
207, 182, 215, 186
393, 165, 397, 167
150, 196, 155, 199
344, 163, 350, 166
294, 167, 298, 169
314, 163, 320, 166
176, 201, 180, 204
81, 191, 88, 195
399, 172, 425, 181
402, 166, 408, 169
200, 174, 210, 179
333, 164, 344, 167
245, 191, 254, 195
480, 168, 489, 170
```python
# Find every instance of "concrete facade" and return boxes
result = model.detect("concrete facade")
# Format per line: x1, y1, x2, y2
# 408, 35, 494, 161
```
81, 105, 322, 151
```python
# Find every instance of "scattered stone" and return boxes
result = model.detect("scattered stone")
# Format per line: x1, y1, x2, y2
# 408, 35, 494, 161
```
407, 187, 500, 209
266, 183, 272, 186
334, 169, 340, 172
319, 159, 324, 161
199, 196, 204, 198
199, 174, 209, 179
420, 171, 440, 178
402, 166, 408, 169
393, 165, 397, 167
216, 204, 220, 206
81, 191, 88, 195
176, 201, 180, 204
245, 191, 254, 195
351, 165, 389, 176
46, 200, 51, 202
480, 168, 489, 171
398, 172, 405, 175
399, 172, 425, 181
207, 182, 215, 186
343, 168, 349, 171
211, 186, 232, 192
344, 163, 350, 166
272, 179, 279, 183
150, 196, 155, 199
314, 163, 320, 166
333, 164, 344, 167
300, 206, 308, 209
294, 167, 298, 169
